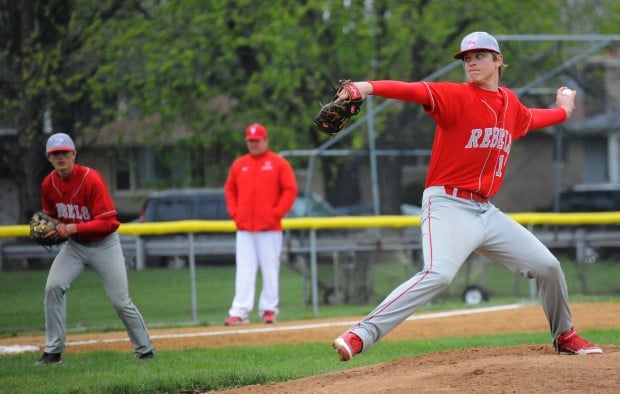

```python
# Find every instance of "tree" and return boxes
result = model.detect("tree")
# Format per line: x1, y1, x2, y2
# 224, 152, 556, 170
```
0, 0, 148, 222
3, 0, 620, 222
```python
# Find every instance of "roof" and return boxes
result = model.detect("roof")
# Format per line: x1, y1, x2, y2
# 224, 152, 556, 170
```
565, 112, 620, 135
565, 183, 620, 192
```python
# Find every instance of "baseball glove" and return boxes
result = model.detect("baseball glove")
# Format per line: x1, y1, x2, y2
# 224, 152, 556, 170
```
29, 211, 69, 247
313, 79, 364, 138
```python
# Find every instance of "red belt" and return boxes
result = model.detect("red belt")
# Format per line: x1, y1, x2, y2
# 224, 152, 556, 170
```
444, 186, 489, 203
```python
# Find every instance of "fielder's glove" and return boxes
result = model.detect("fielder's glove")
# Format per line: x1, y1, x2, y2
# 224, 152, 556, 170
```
313, 79, 364, 138
29, 211, 69, 247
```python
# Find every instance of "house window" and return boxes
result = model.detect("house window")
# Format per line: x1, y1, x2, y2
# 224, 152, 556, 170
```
116, 168, 131, 190
114, 152, 132, 191
610, 133, 620, 183
135, 149, 156, 188
582, 137, 608, 183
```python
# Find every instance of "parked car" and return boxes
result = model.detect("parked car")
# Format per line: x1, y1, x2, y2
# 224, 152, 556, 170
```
400, 203, 422, 215
123, 188, 232, 267
557, 183, 620, 212
126, 188, 346, 267
332, 204, 374, 216
288, 193, 339, 217
138, 188, 230, 222
139, 188, 340, 221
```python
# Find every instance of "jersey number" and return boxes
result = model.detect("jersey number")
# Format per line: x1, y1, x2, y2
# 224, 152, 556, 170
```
495, 154, 506, 177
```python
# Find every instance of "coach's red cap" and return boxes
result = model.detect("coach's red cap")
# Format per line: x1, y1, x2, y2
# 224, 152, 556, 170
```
245, 123, 268, 141
453, 31, 501, 59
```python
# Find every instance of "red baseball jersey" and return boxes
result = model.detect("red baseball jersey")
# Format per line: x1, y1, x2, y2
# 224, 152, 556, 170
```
225, 150, 298, 231
41, 163, 120, 242
371, 80, 566, 199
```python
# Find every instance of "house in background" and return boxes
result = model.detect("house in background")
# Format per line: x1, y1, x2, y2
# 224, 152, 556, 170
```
566, 55, 620, 185
74, 115, 232, 221
485, 54, 620, 212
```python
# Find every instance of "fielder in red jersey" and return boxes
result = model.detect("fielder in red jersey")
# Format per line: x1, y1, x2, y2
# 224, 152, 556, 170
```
224, 123, 298, 326
332, 31, 602, 362
35, 132, 155, 365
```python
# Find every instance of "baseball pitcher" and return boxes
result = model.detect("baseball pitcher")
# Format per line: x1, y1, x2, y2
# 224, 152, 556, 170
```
331, 31, 602, 361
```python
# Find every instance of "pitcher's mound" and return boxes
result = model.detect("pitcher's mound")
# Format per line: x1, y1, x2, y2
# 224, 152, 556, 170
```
220, 344, 620, 393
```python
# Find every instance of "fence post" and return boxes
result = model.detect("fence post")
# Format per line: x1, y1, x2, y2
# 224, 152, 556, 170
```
135, 236, 145, 270
332, 251, 341, 305
527, 225, 537, 301
310, 229, 319, 316
188, 233, 198, 323
574, 228, 589, 294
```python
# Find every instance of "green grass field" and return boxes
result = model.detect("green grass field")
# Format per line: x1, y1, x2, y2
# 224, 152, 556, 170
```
0, 259, 619, 393
3, 257, 618, 335
1, 329, 618, 393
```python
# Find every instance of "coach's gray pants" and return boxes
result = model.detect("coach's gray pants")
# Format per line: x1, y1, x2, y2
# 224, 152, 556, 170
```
43, 232, 154, 356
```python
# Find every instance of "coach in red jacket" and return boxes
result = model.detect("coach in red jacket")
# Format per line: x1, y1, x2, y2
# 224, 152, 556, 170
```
224, 123, 298, 325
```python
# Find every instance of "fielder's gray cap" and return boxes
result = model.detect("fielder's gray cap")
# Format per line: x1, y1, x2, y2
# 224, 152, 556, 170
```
46, 132, 76, 154
453, 31, 501, 59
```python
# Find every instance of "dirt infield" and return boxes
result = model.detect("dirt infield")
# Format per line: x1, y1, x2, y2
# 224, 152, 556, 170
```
2, 302, 619, 393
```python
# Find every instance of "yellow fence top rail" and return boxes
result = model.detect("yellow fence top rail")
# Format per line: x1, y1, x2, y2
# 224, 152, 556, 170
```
1, 212, 619, 238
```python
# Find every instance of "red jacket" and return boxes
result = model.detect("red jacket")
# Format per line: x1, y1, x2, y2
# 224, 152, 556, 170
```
224, 150, 297, 231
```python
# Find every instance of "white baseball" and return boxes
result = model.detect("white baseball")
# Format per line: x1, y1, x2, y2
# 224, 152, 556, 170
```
561, 88, 573, 97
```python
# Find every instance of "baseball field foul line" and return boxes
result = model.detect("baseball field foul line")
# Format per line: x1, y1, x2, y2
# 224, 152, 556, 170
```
1, 303, 528, 355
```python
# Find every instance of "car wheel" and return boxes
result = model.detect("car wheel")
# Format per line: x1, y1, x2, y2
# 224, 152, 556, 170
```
324, 286, 345, 305
462, 284, 490, 305
167, 256, 187, 268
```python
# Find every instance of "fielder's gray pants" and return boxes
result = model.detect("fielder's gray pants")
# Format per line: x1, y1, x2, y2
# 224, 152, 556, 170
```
43, 232, 154, 356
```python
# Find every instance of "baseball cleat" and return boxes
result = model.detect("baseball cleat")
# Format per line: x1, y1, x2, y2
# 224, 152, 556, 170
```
555, 327, 602, 355
262, 311, 276, 324
136, 350, 155, 360
332, 331, 363, 361
224, 316, 250, 326
34, 352, 62, 366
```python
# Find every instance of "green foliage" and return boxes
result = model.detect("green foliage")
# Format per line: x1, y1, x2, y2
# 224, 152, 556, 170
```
89, 0, 585, 153
4, 0, 620, 219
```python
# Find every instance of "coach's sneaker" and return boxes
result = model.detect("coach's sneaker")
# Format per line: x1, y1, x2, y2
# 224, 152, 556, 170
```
224, 316, 250, 326
332, 331, 363, 361
555, 327, 602, 355
262, 311, 276, 324
34, 352, 62, 366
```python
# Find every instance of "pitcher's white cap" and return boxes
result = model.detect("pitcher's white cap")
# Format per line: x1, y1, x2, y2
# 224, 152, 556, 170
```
453, 32, 501, 59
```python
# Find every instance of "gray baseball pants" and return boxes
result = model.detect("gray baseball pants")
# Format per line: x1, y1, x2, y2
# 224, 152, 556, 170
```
349, 186, 573, 352
43, 232, 154, 356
